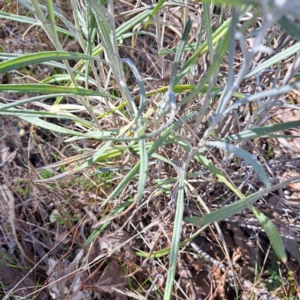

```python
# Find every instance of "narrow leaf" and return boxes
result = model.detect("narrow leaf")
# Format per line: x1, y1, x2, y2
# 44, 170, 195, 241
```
169, 19, 192, 90
278, 15, 300, 41
0, 11, 72, 36
223, 120, 300, 143
0, 51, 106, 74
20, 117, 84, 136
164, 169, 185, 300
252, 207, 287, 263
0, 84, 119, 100
206, 141, 271, 189
185, 190, 263, 225
246, 42, 300, 78
136, 138, 148, 203
145, 0, 165, 27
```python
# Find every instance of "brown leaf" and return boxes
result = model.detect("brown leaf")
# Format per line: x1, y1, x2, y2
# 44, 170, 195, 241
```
96, 260, 128, 300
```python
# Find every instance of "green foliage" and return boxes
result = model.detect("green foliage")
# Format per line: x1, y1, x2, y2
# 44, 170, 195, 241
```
39, 169, 55, 179
264, 256, 298, 299
1, 0, 300, 299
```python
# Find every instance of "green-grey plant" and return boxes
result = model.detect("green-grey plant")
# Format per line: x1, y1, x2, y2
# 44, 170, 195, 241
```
1, 0, 300, 299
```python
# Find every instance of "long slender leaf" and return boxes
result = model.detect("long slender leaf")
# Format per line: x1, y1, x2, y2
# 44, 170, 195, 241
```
185, 190, 263, 225
0, 11, 73, 37
136, 138, 148, 203
252, 207, 287, 263
169, 19, 192, 90
0, 53, 75, 72
206, 141, 271, 188
223, 120, 300, 143
0, 94, 69, 110
160, 17, 231, 57
246, 42, 300, 78
0, 84, 119, 100
19, 117, 85, 136
86, 198, 135, 244
0, 109, 92, 127
145, 0, 165, 27
0, 51, 107, 74
164, 167, 186, 300
180, 20, 230, 106
175, 18, 231, 84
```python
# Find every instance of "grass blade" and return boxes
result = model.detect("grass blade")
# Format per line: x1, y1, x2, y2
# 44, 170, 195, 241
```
206, 141, 271, 188
136, 138, 148, 203
223, 120, 300, 143
145, 0, 165, 27
0, 51, 106, 74
19, 117, 85, 136
174, 18, 231, 84
252, 207, 287, 263
0, 84, 119, 100
185, 190, 263, 225
164, 167, 186, 300
169, 19, 192, 90
246, 42, 300, 78
0, 11, 73, 37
